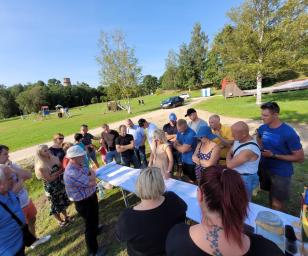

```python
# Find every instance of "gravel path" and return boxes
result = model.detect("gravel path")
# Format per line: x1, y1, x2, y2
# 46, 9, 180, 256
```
10, 97, 308, 162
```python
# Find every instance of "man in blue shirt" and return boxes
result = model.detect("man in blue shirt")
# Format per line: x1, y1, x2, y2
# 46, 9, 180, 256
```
257, 102, 304, 211
0, 165, 25, 256
174, 119, 197, 183
127, 119, 147, 168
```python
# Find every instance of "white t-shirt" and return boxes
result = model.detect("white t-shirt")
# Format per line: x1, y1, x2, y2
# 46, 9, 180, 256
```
10, 163, 30, 208
188, 118, 208, 134
146, 123, 157, 150
232, 140, 261, 175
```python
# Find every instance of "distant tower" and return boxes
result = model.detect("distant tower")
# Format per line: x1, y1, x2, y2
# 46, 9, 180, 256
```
63, 78, 71, 87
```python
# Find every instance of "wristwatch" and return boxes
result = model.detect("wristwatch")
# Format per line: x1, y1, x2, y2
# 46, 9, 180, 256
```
271, 153, 277, 159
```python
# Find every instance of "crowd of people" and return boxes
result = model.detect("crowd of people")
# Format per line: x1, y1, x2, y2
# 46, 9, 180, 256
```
0, 101, 304, 256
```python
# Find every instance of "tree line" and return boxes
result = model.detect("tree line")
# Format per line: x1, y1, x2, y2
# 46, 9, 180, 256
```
97, 0, 307, 106
0, 80, 104, 118
160, 0, 307, 105
2, 0, 307, 118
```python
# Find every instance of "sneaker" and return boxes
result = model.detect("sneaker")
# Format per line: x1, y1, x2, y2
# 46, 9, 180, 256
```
30, 235, 51, 249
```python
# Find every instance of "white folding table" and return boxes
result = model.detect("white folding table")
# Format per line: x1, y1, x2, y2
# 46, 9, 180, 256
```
96, 162, 300, 229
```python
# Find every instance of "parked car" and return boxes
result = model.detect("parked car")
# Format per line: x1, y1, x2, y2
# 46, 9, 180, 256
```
179, 93, 190, 100
160, 96, 184, 109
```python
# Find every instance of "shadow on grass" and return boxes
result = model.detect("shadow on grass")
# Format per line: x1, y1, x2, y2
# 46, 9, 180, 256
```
27, 188, 130, 256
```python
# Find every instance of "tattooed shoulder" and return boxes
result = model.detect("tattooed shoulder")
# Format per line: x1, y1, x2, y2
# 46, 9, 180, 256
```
206, 225, 223, 256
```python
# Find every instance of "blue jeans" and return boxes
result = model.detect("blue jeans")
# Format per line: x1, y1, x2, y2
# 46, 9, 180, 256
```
134, 146, 147, 168
241, 173, 259, 201
106, 150, 120, 164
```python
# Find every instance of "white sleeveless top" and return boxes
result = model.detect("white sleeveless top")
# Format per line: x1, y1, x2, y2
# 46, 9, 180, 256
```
232, 139, 261, 175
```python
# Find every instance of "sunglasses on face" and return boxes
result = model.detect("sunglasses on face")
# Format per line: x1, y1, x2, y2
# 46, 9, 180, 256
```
57, 137, 64, 140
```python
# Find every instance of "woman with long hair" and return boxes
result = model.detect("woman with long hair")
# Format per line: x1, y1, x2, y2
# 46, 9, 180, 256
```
34, 145, 71, 227
192, 126, 221, 181
166, 166, 284, 256
149, 129, 174, 179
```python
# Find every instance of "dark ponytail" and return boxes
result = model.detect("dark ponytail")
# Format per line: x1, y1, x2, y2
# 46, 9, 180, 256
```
199, 166, 248, 248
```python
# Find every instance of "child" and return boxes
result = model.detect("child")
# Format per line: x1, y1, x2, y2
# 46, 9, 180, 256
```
97, 143, 107, 165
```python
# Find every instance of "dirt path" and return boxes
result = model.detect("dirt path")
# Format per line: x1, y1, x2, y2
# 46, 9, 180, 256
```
10, 97, 308, 162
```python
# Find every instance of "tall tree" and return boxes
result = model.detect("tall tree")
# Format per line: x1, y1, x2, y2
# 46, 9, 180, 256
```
97, 30, 142, 113
161, 50, 179, 89
188, 22, 208, 87
214, 0, 307, 104
142, 75, 159, 94
0, 85, 19, 118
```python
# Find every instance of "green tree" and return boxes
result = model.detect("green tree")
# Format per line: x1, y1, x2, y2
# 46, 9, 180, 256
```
142, 75, 159, 94
161, 50, 179, 89
0, 85, 19, 118
188, 22, 208, 87
203, 49, 224, 88
214, 0, 307, 104
16, 85, 49, 114
97, 30, 142, 113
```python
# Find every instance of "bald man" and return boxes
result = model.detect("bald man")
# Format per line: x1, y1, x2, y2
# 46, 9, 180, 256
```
226, 121, 261, 200
209, 115, 233, 165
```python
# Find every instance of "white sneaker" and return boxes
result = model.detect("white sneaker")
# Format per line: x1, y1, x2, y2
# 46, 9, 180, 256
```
30, 235, 51, 249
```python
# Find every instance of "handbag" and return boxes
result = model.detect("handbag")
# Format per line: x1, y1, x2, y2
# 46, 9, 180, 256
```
0, 201, 37, 247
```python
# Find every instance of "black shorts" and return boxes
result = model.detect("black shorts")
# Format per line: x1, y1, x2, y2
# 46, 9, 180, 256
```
270, 173, 291, 202
182, 163, 196, 181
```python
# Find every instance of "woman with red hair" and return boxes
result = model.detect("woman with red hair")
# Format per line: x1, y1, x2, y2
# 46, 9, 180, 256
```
166, 166, 284, 256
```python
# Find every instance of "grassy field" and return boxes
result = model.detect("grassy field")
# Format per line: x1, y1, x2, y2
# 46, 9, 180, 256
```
0, 90, 203, 152
23, 159, 307, 256
195, 89, 308, 123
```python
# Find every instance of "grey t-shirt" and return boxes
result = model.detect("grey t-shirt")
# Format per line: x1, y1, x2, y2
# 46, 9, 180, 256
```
188, 119, 208, 133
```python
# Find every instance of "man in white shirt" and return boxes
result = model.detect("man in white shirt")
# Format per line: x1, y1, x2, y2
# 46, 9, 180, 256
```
185, 108, 208, 133
138, 118, 157, 151
226, 122, 261, 201
126, 119, 147, 168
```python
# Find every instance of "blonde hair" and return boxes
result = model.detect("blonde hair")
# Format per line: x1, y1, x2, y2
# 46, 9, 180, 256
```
135, 167, 165, 200
53, 133, 64, 143
34, 144, 59, 179
153, 129, 168, 144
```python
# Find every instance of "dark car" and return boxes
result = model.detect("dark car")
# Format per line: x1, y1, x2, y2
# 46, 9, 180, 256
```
160, 96, 184, 109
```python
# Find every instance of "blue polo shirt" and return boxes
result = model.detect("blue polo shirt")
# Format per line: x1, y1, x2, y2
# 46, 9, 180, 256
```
176, 127, 197, 165
258, 123, 302, 177
127, 125, 145, 148
0, 191, 25, 255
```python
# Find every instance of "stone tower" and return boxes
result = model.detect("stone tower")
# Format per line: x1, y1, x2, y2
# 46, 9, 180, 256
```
63, 78, 71, 87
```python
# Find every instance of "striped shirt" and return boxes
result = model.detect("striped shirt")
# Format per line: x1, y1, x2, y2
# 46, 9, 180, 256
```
63, 162, 96, 202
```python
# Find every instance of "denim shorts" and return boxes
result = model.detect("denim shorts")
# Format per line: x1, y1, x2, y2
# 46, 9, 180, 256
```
240, 173, 259, 201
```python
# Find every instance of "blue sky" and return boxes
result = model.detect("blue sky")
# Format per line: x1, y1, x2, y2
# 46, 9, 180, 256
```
0, 0, 243, 87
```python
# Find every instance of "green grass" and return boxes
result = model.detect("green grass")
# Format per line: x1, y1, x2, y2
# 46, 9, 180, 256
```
22, 158, 307, 255
195, 89, 308, 123
0, 91, 200, 152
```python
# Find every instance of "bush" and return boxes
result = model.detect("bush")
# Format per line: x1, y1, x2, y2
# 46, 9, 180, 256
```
155, 88, 163, 95
91, 97, 98, 104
